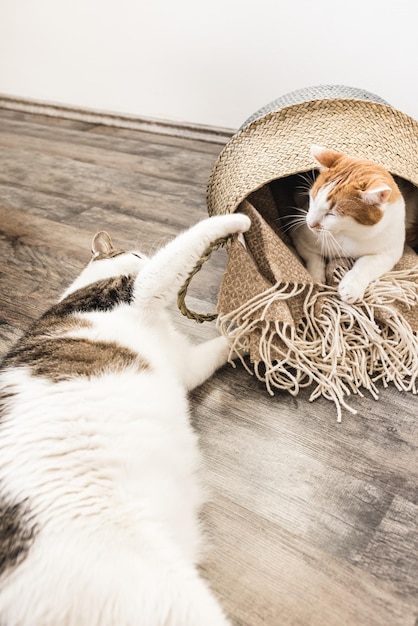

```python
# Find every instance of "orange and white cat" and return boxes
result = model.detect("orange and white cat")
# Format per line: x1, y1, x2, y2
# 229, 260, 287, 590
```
291, 146, 408, 303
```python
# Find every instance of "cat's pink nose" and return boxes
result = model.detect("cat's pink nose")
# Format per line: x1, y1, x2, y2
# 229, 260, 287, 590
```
307, 220, 322, 231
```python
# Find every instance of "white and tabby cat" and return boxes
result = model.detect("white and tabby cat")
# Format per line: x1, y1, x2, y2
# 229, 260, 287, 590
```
289, 145, 417, 303
0, 213, 251, 626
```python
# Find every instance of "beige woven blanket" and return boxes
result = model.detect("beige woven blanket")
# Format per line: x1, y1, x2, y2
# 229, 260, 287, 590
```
217, 191, 418, 420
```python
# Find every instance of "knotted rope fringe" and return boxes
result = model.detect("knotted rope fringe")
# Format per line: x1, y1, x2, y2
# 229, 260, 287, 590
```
218, 267, 418, 422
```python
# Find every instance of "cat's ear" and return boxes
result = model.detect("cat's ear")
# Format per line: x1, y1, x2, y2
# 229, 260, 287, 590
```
310, 145, 342, 170
361, 185, 392, 205
91, 231, 114, 258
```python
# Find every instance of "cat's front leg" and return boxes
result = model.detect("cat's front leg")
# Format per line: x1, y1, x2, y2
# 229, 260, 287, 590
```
135, 213, 251, 309
305, 255, 326, 284
291, 227, 326, 283
338, 252, 400, 303
184, 336, 230, 391
294, 247, 326, 283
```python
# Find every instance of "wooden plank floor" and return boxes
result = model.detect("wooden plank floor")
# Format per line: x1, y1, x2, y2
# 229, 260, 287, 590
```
0, 108, 417, 626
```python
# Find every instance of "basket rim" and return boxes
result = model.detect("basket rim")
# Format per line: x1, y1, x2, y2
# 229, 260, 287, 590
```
239, 84, 391, 128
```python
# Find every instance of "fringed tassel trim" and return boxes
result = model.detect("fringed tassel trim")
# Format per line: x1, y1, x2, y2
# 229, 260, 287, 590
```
218, 267, 418, 421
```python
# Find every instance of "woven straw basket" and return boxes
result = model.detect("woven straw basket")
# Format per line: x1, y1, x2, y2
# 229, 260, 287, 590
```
180, 85, 418, 419
207, 84, 418, 217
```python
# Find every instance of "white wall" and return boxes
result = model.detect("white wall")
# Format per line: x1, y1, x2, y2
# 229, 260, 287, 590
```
0, 0, 418, 130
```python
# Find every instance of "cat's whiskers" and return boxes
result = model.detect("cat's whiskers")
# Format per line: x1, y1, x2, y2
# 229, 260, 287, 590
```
281, 215, 307, 235
318, 229, 344, 261
296, 171, 317, 193
316, 230, 330, 263
279, 206, 309, 235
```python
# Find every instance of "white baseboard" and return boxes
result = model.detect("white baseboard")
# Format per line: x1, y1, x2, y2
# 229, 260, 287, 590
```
0, 94, 235, 144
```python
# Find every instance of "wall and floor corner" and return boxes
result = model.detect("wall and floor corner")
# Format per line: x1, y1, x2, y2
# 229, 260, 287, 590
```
1, 0, 418, 131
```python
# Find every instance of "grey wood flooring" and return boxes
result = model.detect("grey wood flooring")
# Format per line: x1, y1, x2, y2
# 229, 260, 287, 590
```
0, 108, 416, 626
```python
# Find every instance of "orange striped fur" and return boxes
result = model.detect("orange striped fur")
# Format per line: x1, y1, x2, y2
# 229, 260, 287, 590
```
311, 148, 402, 226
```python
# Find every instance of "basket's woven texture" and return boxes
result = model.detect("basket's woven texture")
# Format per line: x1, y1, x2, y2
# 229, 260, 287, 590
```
206, 85, 418, 418
207, 95, 418, 218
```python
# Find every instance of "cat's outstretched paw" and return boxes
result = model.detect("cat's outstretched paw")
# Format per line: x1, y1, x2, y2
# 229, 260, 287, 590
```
219, 213, 251, 235
338, 273, 366, 304
203, 214, 250, 247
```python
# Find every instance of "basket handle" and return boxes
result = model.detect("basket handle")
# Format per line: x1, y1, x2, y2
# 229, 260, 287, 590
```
177, 235, 232, 323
